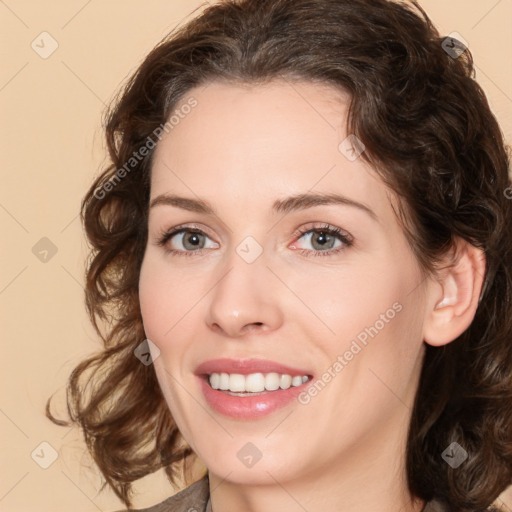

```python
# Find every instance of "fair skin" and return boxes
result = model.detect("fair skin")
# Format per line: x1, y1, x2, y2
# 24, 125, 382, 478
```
138, 80, 485, 512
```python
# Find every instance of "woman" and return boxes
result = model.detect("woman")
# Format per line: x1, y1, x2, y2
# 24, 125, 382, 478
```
47, 0, 512, 511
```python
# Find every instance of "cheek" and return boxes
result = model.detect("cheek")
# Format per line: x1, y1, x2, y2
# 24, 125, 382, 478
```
139, 259, 199, 435
294, 262, 405, 342
138, 254, 202, 343
298, 253, 425, 381
138, 256, 179, 344
139, 260, 161, 336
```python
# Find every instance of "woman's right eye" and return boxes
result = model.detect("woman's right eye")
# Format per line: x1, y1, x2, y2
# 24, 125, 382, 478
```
157, 227, 219, 257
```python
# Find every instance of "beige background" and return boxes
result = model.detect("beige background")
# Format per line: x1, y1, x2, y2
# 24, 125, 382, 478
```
1, 1, 511, 511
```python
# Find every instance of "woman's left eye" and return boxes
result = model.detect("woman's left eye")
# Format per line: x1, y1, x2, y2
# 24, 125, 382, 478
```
290, 224, 353, 257
156, 223, 353, 258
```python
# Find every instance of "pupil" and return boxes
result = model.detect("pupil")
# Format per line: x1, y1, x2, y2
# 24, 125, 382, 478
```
317, 232, 327, 244
314, 232, 332, 249
185, 233, 203, 249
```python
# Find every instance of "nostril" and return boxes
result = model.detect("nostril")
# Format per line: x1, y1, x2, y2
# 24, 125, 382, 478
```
241, 322, 265, 334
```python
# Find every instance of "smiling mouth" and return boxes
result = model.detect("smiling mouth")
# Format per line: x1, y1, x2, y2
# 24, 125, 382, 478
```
206, 372, 311, 395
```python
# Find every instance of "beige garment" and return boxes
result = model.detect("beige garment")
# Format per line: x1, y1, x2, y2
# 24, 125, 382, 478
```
115, 474, 448, 512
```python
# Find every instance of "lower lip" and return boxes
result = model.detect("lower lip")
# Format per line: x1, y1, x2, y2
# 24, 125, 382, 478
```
199, 377, 311, 419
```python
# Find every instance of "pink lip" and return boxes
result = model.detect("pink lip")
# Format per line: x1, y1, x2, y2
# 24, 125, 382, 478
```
195, 358, 313, 420
195, 358, 312, 376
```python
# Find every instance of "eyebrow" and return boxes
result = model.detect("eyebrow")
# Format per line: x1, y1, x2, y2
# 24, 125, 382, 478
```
149, 192, 377, 221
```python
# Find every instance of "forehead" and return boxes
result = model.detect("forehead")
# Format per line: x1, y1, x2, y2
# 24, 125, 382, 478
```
149, 80, 395, 222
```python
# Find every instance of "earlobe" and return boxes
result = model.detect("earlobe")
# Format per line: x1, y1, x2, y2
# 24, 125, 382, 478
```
423, 239, 486, 347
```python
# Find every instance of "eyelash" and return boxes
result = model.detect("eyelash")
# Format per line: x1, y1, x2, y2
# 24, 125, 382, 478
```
155, 223, 353, 258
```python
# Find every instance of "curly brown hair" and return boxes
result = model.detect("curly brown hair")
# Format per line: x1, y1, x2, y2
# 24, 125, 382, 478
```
47, 0, 512, 510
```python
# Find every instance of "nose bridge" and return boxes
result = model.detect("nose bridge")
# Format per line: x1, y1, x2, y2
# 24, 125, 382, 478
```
205, 239, 283, 337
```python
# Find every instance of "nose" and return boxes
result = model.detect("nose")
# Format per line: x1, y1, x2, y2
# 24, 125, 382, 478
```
205, 249, 284, 338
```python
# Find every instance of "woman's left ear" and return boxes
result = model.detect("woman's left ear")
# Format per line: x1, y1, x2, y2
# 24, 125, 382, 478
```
423, 238, 486, 347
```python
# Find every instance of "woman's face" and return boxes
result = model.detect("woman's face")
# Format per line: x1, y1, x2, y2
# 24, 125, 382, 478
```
139, 80, 431, 487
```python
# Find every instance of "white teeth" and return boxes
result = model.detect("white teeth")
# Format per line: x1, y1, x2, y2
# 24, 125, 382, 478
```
245, 373, 265, 392
209, 373, 220, 389
219, 372, 229, 390
280, 374, 292, 389
229, 374, 245, 392
208, 372, 309, 393
265, 372, 280, 391
291, 375, 303, 387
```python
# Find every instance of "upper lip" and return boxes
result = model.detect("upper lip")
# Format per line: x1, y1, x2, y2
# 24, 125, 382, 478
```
195, 358, 313, 377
